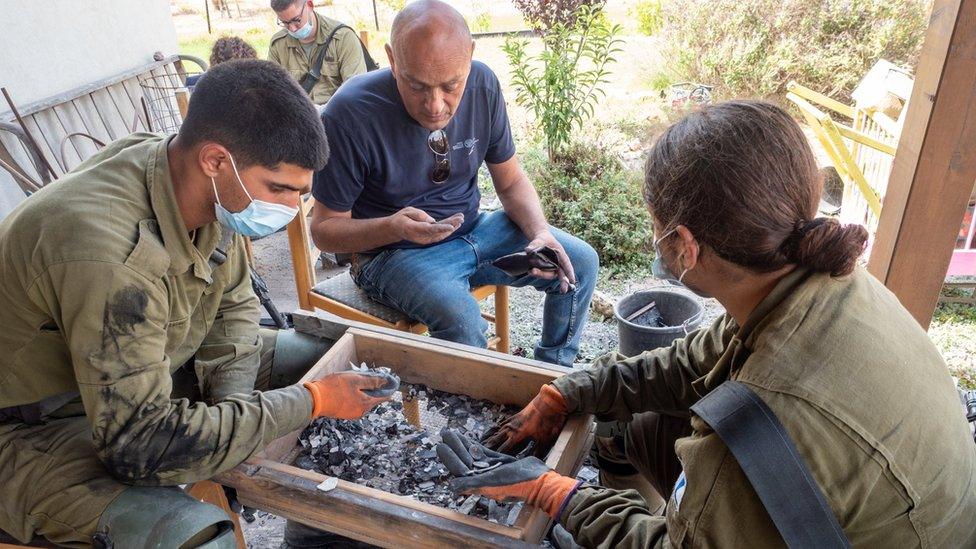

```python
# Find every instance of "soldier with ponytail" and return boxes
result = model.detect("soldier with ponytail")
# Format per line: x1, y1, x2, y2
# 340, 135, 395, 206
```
478, 100, 976, 547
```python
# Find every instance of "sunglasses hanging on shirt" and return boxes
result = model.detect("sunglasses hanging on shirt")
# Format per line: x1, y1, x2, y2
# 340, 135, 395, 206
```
428, 129, 451, 184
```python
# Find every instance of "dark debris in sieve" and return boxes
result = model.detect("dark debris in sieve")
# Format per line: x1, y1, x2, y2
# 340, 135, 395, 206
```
295, 366, 524, 524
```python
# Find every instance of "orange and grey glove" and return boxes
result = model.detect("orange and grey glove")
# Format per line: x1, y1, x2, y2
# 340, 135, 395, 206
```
483, 384, 569, 457
303, 370, 399, 420
437, 429, 581, 520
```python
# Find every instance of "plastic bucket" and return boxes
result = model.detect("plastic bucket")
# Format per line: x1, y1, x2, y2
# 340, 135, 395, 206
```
614, 290, 704, 357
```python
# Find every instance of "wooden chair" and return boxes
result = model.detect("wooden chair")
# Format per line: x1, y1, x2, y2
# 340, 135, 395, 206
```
286, 196, 511, 353
186, 480, 247, 549
0, 54, 205, 186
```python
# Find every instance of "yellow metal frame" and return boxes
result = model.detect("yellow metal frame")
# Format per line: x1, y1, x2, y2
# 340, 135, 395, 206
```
786, 81, 897, 220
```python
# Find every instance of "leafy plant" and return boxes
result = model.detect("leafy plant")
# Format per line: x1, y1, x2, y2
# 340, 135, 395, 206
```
512, 0, 607, 33
633, 0, 664, 36
660, 0, 930, 102
472, 11, 492, 33
523, 141, 653, 272
503, 4, 623, 160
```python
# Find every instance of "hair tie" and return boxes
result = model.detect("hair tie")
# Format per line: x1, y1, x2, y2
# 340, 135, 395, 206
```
796, 217, 829, 236
782, 217, 829, 260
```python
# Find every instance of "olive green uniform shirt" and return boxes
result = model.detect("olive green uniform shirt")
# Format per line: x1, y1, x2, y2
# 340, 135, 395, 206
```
268, 12, 368, 105
554, 268, 976, 547
0, 133, 312, 485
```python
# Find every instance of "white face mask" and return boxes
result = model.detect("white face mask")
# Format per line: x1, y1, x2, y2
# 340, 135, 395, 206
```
212, 154, 299, 238
651, 228, 712, 298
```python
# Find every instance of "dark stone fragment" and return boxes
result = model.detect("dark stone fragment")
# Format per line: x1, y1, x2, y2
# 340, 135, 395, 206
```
328, 450, 346, 466
296, 375, 519, 521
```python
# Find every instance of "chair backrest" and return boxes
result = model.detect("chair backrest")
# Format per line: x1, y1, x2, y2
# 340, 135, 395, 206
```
286, 194, 319, 310
0, 55, 205, 186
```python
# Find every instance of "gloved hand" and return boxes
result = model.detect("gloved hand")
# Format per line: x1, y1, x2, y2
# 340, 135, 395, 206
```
437, 429, 581, 519
483, 384, 569, 456
303, 370, 399, 420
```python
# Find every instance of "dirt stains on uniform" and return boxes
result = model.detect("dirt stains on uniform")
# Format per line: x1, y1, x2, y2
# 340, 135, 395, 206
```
104, 285, 148, 336
94, 385, 230, 485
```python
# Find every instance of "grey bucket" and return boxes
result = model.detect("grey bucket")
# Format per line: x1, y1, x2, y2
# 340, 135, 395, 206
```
614, 290, 704, 357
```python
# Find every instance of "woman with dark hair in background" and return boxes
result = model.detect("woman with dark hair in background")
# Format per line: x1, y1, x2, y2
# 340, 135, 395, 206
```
186, 36, 259, 89
438, 100, 976, 547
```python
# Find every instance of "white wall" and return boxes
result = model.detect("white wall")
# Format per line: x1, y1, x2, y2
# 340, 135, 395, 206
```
0, 0, 177, 218
0, 0, 178, 106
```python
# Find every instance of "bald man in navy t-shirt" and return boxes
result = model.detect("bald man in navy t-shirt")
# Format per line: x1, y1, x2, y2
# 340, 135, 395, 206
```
310, 0, 598, 368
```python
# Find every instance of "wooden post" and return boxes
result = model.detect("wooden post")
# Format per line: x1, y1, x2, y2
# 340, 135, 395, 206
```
360, 29, 370, 49
866, 0, 976, 328
495, 286, 510, 354
204, 0, 212, 34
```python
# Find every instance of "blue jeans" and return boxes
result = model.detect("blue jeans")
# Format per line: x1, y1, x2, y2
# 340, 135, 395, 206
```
353, 211, 599, 366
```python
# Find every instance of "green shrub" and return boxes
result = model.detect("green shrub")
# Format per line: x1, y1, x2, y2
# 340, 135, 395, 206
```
524, 141, 653, 272
503, 4, 623, 160
660, 0, 930, 102
633, 0, 664, 36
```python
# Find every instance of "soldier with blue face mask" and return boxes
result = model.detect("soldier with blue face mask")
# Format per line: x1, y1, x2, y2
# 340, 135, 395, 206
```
268, 0, 370, 106
0, 60, 394, 548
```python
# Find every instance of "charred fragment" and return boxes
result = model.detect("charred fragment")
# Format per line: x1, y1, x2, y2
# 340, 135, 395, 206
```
295, 371, 525, 524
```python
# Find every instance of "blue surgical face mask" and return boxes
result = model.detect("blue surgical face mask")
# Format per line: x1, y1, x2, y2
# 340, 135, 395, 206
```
212, 154, 299, 238
288, 16, 314, 40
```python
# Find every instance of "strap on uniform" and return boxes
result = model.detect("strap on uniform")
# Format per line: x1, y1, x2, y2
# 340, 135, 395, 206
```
690, 381, 851, 549
208, 229, 235, 269
302, 24, 378, 94
303, 25, 350, 93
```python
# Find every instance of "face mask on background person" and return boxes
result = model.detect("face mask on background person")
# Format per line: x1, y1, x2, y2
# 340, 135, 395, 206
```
289, 17, 314, 40
212, 153, 299, 238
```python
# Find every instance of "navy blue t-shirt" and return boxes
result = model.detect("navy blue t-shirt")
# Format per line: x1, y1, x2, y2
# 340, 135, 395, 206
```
312, 61, 516, 250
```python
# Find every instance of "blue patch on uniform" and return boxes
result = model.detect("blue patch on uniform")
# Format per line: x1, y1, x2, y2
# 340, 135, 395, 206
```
672, 470, 687, 511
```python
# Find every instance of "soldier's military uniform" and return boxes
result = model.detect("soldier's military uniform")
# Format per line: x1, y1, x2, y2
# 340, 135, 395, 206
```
268, 11, 367, 105
0, 134, 323, 545
553, 267, 976, 547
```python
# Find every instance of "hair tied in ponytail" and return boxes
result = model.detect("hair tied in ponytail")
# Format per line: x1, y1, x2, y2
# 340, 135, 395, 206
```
782, 218, 828, 262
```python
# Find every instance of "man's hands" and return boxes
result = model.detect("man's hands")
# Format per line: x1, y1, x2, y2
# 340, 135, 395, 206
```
437, 429, 581, 519
526, 231, 576, 293
388, 207, 464, 246
483, 384, 569, 457
303, 370, 399, 420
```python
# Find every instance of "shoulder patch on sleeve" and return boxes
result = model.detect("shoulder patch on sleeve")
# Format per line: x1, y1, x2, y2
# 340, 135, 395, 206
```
124, 219, 170, 279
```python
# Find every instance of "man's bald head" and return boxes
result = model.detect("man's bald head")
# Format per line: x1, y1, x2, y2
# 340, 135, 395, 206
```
389, 0, 472, 61
384, 0, 476, 130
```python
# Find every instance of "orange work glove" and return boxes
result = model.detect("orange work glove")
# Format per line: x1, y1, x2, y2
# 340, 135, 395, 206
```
437, 429, 581, 519
484, 384, 569, 456
303, 370, 398, 420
